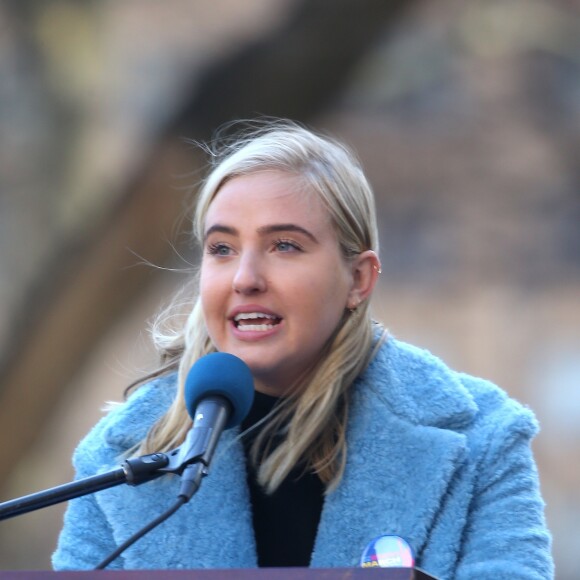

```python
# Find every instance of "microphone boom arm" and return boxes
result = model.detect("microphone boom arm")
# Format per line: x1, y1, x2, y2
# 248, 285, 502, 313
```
0, 451, 173, 522
0, 424, 219, 522
1, 364, 249, 523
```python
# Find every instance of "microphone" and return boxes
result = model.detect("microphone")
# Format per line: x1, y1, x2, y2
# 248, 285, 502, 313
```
175, 352, 254, 500
360, 535, 415, 568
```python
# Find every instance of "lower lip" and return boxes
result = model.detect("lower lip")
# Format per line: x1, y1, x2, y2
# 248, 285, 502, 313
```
230, 319, 283, 341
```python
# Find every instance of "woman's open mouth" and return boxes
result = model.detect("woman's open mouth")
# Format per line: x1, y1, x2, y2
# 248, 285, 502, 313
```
233, 312, 283, 332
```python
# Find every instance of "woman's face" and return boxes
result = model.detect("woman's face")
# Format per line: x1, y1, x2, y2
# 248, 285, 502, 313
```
200, 170, 357, 396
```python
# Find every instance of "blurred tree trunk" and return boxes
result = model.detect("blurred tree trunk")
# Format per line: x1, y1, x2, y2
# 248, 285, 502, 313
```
0, 0, 415, 485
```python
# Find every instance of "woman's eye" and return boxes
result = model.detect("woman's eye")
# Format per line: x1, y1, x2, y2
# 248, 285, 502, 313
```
274, 239, 302, 252
207, 243, 232, 256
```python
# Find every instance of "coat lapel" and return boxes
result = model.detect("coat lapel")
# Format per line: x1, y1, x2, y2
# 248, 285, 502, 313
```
311, 397, 468, 567
312, 338, 477, 567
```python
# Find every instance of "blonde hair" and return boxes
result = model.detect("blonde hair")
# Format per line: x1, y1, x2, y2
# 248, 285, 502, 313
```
134, 120, 382, 493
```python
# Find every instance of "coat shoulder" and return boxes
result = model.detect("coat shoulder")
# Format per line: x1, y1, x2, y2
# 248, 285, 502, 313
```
458, 372, 539, 440
72, 374, 177, 475
367, 336, 538, 438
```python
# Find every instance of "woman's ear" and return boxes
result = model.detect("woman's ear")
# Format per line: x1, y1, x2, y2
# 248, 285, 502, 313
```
346, 250, 381, 310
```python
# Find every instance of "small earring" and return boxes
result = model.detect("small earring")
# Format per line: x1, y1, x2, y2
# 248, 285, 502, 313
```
348, 298, 361, 314
374, 265, 382, 274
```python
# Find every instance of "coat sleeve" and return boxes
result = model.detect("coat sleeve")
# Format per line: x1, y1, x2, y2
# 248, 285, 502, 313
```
51, 420, 126, 570
52, 378, 175, 570
52, 486, 124, 570
455, 402, 554, 580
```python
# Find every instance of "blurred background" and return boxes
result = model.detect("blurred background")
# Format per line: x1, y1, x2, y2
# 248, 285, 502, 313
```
0, 0, 579, 575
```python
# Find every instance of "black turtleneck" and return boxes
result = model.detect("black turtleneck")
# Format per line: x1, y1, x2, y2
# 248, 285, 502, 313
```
241, 391, 324, 567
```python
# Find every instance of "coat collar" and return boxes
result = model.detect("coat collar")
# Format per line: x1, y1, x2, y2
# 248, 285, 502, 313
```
366, 336, 477, 429
97, 337, 478, 568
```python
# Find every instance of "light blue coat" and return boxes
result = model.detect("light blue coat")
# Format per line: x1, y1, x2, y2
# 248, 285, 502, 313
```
53, 338, 553, 579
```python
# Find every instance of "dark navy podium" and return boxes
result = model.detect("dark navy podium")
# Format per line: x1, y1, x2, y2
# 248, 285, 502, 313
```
0, 568, 438, 579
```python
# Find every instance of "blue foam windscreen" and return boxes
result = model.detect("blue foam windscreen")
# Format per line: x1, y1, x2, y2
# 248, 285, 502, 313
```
184, 352, 255, 429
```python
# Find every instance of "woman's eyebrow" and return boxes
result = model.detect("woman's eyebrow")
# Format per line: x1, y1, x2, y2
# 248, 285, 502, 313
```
205, 223, 319, 244
204, 224, 238, 240
257, 223, 319, 243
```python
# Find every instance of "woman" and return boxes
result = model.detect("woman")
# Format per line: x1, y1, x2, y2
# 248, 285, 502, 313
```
53, 121, 553, 578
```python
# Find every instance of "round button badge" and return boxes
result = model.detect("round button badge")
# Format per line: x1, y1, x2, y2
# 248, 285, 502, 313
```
360, 535, 415, 568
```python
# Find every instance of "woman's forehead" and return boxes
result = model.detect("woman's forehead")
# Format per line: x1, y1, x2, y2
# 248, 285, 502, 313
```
207, 171, 328, 220
202, 172, 340, 247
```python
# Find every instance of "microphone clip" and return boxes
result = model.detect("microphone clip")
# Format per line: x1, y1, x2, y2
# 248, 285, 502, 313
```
122, 395, 231, 486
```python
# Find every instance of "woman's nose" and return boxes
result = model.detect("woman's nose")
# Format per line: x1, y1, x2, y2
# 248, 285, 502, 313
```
232, 253, 267, 294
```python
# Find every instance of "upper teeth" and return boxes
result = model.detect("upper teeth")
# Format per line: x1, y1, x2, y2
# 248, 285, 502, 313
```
234, 312, 277, 321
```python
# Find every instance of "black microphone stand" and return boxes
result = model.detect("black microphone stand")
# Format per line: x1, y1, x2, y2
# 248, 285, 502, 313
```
0, 452, 172, 521
0, 395, 230, 522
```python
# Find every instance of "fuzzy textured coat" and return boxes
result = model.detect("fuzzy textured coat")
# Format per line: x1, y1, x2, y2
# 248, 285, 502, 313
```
52, 338, 553, 579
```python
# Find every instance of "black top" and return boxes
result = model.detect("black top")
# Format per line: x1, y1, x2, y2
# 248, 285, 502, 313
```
241, 391, 325, 567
